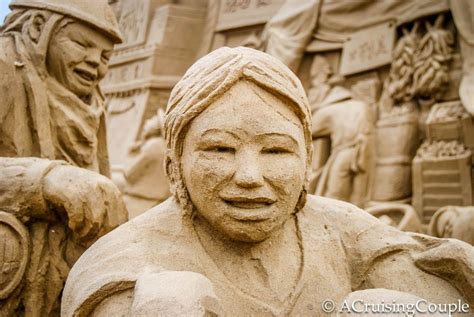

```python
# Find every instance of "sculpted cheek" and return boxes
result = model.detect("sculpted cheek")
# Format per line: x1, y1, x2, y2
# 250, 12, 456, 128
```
189, 154, 235, 190
98, 64, 108, 80
261, 157, 305, 191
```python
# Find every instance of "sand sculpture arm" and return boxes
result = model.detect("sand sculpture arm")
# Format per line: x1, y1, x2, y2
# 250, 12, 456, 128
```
123, 138, 163, 184
0, 157, 128, 242
311, 106, 334, 138
89, 271, 221, 317
333, 199, 474, 304
0, 157, 63, 221
61, 200, 220, 316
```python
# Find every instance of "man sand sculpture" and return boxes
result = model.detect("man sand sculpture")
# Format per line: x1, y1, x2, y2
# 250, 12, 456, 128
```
63, 47, 473, 316
0, 0, 127, 315
307, 56, 373, 207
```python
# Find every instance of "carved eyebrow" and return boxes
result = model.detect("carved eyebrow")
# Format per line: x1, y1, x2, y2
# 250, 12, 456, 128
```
256, 132, 299, 145
200, 128, 242, 140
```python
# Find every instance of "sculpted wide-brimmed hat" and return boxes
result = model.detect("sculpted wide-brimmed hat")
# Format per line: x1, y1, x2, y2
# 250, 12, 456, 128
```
9, 0, 123, 43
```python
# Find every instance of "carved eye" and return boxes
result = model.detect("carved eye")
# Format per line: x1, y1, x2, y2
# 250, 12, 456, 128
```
73, 40, 86, 48
206, 146, 235, 154
261, 147, 291, 155
101, 54, 110, 63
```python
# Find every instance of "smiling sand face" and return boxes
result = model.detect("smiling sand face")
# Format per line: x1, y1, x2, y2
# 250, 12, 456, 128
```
46, 22, 114, 101
182, 80, 307, 242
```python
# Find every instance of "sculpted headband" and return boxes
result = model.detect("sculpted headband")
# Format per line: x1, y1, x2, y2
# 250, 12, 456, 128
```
163, 47, 312, 209
164, 46, 312, 159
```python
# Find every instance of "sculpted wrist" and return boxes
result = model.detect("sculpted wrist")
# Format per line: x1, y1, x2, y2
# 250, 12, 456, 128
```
0, 157, 66, 221
37, 159, 69, 220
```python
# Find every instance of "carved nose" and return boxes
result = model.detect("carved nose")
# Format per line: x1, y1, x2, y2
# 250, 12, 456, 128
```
234, 152, 264, 188
85, 50, 101, 68
86, 59, 99, 68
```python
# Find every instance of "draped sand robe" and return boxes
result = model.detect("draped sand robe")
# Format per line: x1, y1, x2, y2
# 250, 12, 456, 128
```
311, 88, 373, 207
62, 195, 474, 316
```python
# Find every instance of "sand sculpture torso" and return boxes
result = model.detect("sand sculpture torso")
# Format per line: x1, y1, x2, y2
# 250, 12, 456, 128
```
63, 47, 474, 316
0, 1, 127, 315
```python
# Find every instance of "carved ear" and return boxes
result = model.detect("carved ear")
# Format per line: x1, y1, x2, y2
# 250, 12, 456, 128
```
164, 150, 174, 183
28, 13, 46, 44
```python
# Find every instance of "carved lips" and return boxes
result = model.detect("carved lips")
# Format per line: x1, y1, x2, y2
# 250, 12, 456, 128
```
74, 67, 98, 85
220, 195, 277, 221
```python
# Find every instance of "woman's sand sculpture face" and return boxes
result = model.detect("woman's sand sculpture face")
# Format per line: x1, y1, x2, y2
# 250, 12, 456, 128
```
182, 80, 307, 242
46, 22, 114, 99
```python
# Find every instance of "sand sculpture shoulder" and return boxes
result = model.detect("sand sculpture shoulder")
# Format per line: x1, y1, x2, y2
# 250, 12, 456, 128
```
64, 193, 474, 316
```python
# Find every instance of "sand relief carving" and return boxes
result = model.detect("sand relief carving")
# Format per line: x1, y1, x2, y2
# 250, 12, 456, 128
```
451, 0, 474, 116
63, 47, 473, 316
429, 206, 474, 245
0, 1, 127, 315
307, 56, 373, 208
371, 14, 457, 208
244, 0, 473, 238
114, 110, 170, 218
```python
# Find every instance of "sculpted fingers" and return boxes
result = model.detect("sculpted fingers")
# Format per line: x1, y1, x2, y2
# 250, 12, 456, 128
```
42, 164, 127, 242
76, 180, 111, 242
65, 198, 85, 234
99, 180, 128, 234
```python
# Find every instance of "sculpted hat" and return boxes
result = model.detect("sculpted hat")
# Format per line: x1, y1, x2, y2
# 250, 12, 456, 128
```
9, 0, 123, 43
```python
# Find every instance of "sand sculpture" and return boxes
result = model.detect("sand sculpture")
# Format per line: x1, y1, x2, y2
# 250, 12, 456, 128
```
63, 47, 473, 316
100, 0, 474, 233
250, 0, 474, 231
429, 205, 474, 245
103, 0, 208, 174
103, 0, 208, 217
114, 111, 170, 218
0, 1, 127, 315
307, 56, 373, 207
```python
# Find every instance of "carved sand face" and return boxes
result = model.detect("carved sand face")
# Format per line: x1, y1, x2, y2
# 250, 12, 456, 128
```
182, 80, 307, 242
46, 22, 113, 99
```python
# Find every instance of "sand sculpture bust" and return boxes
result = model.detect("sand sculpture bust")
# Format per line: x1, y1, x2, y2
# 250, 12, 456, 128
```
63, 47, 474, 316
0, 1, 127, 315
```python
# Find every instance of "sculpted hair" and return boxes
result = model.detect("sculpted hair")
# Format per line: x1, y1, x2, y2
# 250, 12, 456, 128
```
164, 46, 312, 216
1, 9, 69, 75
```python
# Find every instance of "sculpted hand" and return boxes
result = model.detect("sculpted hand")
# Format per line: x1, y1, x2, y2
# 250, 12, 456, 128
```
42, 164, 128, 244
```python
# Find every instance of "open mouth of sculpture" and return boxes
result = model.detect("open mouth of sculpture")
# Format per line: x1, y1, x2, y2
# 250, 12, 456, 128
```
74, 68, 97, 83
222, 197, 276, 221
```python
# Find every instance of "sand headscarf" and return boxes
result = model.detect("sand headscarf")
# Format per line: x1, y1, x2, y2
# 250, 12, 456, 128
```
163, 46, 312, 213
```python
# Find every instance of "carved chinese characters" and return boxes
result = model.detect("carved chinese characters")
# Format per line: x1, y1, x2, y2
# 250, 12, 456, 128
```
340, 22, 395, 76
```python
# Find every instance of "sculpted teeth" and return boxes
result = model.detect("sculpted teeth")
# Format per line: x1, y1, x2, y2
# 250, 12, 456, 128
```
75, 69, 96, 81
222, 196, 276, 210
226, 201, 273, 209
